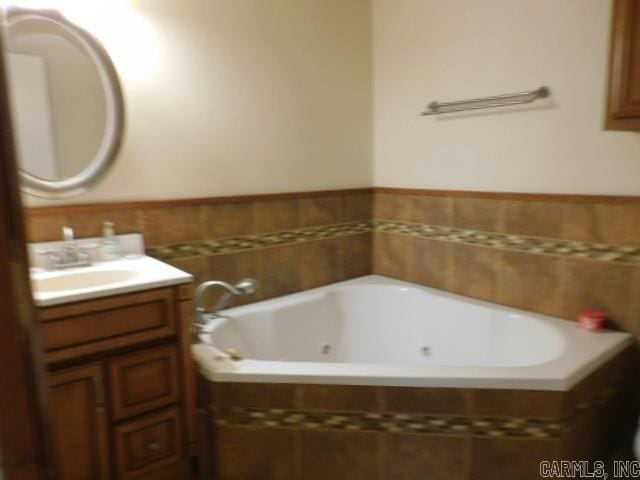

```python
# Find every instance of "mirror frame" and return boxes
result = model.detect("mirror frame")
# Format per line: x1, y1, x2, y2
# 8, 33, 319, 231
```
4, 7, 125, 198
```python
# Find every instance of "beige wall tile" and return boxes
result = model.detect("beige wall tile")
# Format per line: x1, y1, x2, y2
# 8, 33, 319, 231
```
140, 206, 201, 246
408, 195, 454, 226
66, 209, 141, 239
341, 233, 372, 279
503, 200, 564, 238
201, 202, 256, 239
24, 213, 69, 242
409, 236, 453, 291
342, 193, 372, 222
497, 250, 562, 317
450, 243, 503, 302
452, 197, 504, 233
299, 239, 344, 290
557, 257, 637, 333
209, 250, 263, 305
562, 203, 640, 246
259, 243, 306, 299
254, 199, 301, 233
372, 232, 411, 279
297, 196, 343, 228
373, 193, 411, 221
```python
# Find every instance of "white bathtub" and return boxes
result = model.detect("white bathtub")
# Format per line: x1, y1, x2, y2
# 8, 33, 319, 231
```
192, 275, 632, 391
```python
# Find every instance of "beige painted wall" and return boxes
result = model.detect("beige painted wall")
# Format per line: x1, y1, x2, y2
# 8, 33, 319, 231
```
27, 0, 372, 206
373, 0, 640, 195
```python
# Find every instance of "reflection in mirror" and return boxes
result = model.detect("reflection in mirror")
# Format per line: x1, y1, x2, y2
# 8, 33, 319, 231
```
3, 8, 124, 198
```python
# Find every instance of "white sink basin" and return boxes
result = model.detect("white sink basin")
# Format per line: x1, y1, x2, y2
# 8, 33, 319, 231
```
30, 256, 193, 307
32, 269, 141, 294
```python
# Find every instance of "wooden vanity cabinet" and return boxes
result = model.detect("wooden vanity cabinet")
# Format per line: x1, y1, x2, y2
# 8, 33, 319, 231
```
40, 284, 196, 480
606, 0, 640, 130
49, 364, 111, 480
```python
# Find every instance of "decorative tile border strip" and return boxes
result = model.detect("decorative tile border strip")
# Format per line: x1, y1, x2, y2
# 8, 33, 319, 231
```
373, 220, 640, 265
212, 406, 566, 439
147, 217, 640, 265
211, 383, 622, 439
147, 220, 372, 260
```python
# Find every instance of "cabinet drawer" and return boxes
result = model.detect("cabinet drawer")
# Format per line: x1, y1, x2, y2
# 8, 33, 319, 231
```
109, 345, 180, 421
114, 408, 183, 479
40, 288, 176, 363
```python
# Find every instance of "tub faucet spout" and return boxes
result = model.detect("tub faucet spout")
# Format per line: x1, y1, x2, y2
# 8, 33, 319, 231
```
193, 278, 258, 328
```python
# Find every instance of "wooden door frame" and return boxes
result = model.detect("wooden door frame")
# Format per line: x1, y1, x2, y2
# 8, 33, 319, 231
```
0, 22, 50, 480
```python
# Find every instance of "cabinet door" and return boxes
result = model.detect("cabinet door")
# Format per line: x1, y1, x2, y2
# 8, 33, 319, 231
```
108, 345, 180, 421
49, 364, 110, 480
607, 0, 640, 129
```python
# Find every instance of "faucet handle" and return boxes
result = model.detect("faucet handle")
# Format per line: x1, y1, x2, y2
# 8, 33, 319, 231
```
62, 226, 74, 242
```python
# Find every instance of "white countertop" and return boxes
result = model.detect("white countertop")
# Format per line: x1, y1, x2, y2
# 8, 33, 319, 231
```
29, 233, 193, 307
31, 255, 193, 307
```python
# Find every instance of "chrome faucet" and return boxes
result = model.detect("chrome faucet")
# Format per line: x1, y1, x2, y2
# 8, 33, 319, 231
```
192, 278, 258, 333
37, 226, 92, 269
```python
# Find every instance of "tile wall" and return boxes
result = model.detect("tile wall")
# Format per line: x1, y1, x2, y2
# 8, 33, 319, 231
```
25, 190, 372, 306
202, 347, 634, 480
372, 190, 640, 338
25, 187, 640, 338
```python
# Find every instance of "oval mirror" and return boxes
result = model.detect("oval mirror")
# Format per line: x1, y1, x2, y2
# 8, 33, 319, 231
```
3, 7, 125, 198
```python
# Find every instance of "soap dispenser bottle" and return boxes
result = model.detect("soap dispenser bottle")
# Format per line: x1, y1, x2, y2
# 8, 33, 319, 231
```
101, 221, 120, 260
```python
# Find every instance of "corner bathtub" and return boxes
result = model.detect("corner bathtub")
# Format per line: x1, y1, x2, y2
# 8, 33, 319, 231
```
192, 275, 632, 391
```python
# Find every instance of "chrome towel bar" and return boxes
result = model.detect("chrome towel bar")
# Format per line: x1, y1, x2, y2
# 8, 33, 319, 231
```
421, 86, 550, 116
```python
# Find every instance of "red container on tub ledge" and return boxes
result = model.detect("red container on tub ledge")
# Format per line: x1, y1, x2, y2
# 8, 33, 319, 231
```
578, 310, 606, 331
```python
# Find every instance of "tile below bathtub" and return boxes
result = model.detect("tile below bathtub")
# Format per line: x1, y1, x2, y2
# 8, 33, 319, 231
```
300, 430, 382, 480
382, 433, 472, 480
471, 389, 567, 421
215, 426, 299, 480
297, 384, 382, 412
210, 382, 298, 409
471, 436, 561, 480
381, 387, 473, 416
